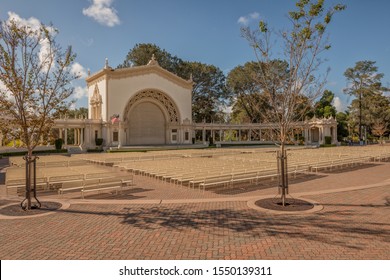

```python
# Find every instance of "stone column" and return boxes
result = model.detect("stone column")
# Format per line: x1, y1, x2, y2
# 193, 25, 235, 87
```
118, 122, 122, 148
73, 128, 76, 145
80, 128, 84, 147
64, 129, 68, 145
106, 125, 111, 147
304, 128, 309, 145
85, 124, 91, 148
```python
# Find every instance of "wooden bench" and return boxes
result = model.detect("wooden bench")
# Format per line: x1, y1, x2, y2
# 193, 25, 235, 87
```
310, 156, 371, 172
120, 175, 134, 187
288, 164, 310, 178
57, 180, 84, 195
198, 174, 233, 192
230, 171, 259, 186
6, 178, 47, 195
49, 174, 85, 191
169, 173, 197, 186
81, 178, 123, 199
189, 171, 226, 189
310, 159, 335, 172
84, 172, 114, 180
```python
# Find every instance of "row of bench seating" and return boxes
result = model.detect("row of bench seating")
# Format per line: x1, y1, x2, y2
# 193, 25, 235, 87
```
111, 147, 390, 193
309, 155, 373, 172
58, 175, 134, 198
6, 173, 134, 198
6, 145, 390, 197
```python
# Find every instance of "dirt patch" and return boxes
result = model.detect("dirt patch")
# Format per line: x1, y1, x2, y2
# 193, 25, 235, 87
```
0, 199, 19, 207
255, 197, 314, 212
0, 201, 62, 216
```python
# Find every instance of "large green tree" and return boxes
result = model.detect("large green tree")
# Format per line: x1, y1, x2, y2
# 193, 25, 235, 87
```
117, 43, 184, 75
227, 60, 314, 123
0, 18, 77, 209
227, 61, 272, 123
344, 60, 389, 142
242, 0, 345, 205
335, 111, 349, 141
118, 43, 231, 123
181, 61, 229, 123
314, 90, 336, 118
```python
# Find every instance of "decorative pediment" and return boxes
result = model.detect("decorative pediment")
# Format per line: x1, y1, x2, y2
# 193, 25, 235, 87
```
147, 54, 159, 66
86, 61, 193, 90
305, 116, 337, 126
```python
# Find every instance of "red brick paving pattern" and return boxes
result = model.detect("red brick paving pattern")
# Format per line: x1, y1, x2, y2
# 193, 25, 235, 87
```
0, 161, 389, 260
0, 185, 389, 260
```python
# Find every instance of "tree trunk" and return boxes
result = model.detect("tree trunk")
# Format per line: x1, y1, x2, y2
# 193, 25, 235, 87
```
23, 150, 31, 210
277, 129, 288, 207
280, 143, 287, 207
23, 149, 34, 210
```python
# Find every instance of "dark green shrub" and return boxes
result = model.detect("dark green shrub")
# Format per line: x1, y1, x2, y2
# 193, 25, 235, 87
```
54, 138, 63, 150
87, 148, 104, 153
0, 149, 68, 157
95, 138, 103, 146
325, 136, 332, 145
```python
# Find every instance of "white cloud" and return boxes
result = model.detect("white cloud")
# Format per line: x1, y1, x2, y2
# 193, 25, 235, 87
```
6, 11, 41, 31
38, 38, 54, 70
333, 96, 346, 113
71, 63, 88, 79
0, 80, 15, 102
73, 86, 88, 99
238, 12, 260, 26
83, 0, 120, 27
6, 12, 56, 70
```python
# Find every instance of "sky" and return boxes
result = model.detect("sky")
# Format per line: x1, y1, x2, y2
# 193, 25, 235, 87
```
1, 0, 390, 111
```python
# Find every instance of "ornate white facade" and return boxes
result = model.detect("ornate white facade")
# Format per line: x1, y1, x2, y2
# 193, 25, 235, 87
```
82, 56, 192, 147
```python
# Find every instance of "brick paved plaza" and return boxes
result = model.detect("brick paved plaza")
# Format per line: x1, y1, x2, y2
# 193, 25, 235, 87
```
0, 155, 389, 260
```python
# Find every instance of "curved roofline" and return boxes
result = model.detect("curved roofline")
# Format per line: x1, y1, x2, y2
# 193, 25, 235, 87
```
86, 64, 193, 90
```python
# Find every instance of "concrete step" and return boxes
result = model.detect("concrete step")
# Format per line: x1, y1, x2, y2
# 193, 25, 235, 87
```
67, 146, 84, 154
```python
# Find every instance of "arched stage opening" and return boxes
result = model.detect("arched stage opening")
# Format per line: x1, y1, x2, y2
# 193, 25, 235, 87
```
128, 101, 166, 145
123, 89, 181, 146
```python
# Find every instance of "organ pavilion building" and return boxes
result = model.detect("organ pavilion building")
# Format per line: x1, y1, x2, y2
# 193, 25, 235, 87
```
85, 55, 193, 147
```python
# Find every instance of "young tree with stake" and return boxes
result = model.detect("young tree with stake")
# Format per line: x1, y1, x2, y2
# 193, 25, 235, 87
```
241, 0, 345, 205
0, 17, 78, 209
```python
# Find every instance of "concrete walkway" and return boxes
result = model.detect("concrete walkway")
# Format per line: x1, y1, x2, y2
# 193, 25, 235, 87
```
0, 161, 389, 260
